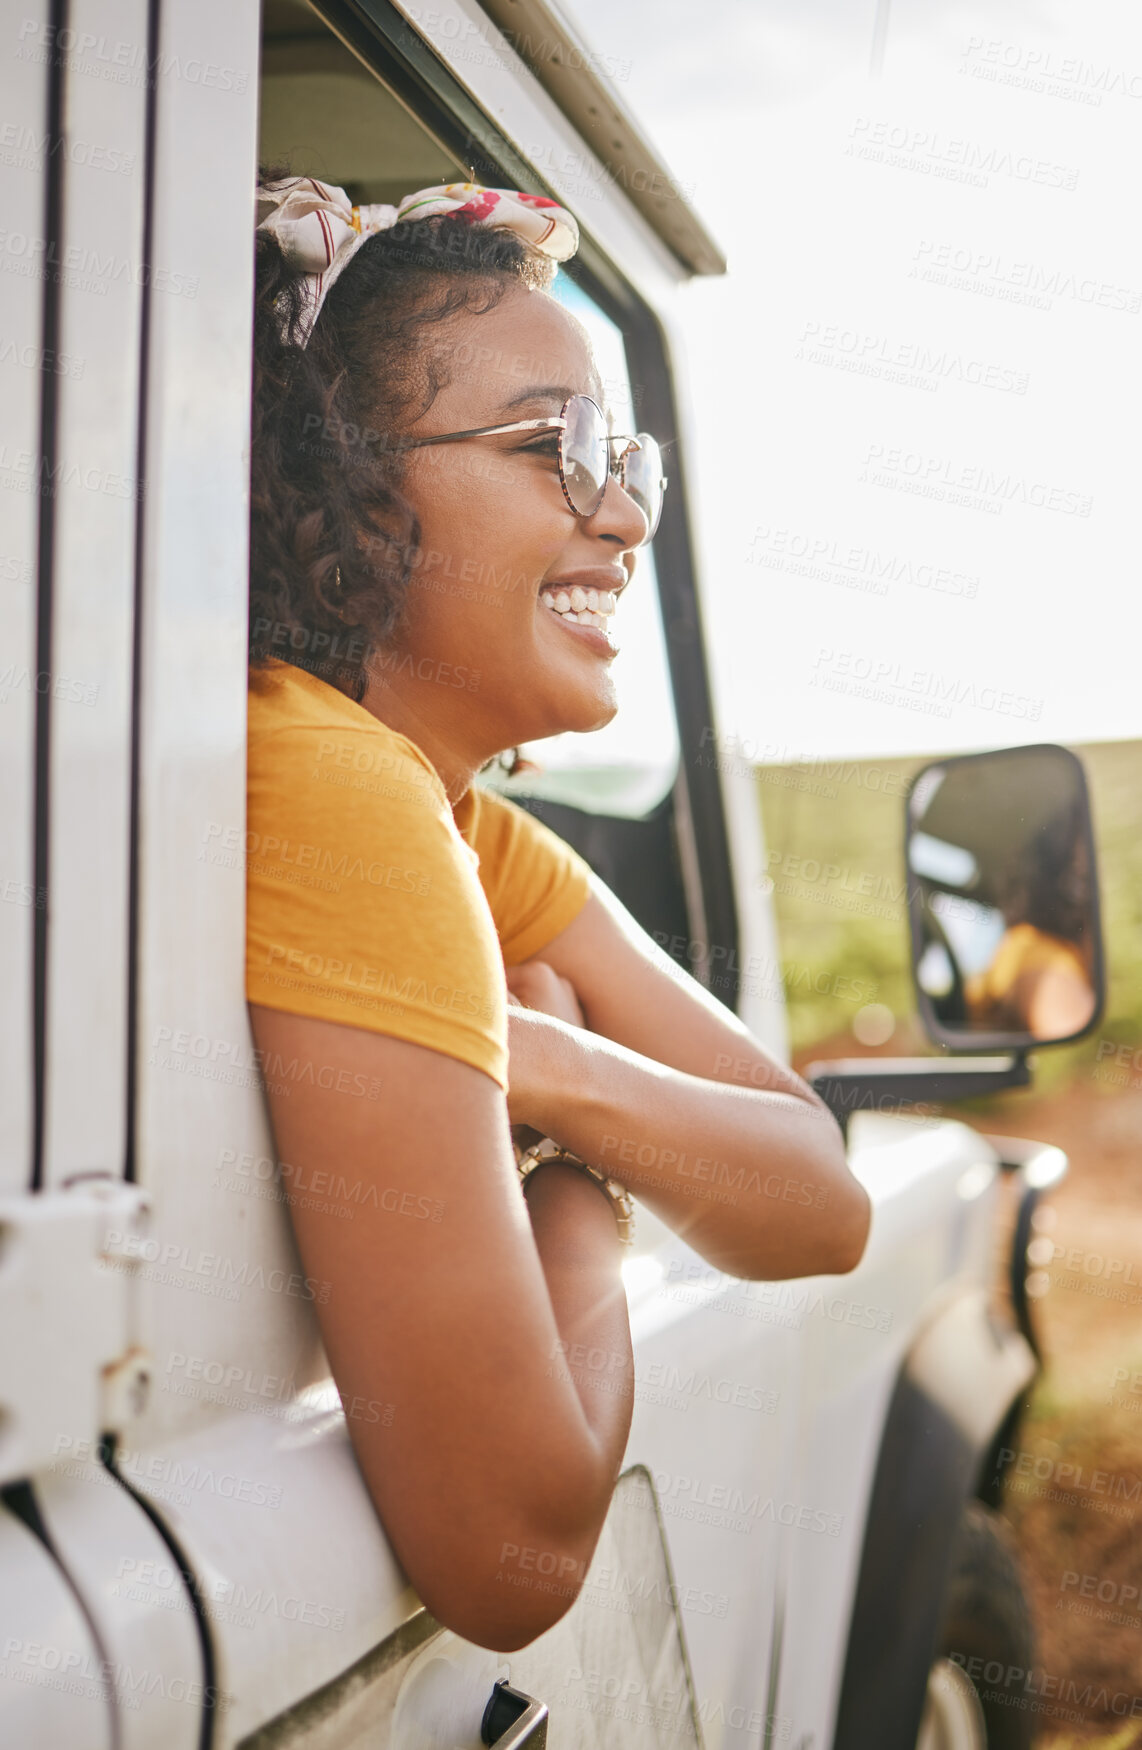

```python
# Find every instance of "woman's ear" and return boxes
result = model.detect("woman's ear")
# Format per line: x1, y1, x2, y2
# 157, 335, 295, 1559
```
501, 747, 543, 778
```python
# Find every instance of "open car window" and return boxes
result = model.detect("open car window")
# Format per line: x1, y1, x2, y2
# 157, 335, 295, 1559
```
478, 274, 681, 820
261, 5, 680, 823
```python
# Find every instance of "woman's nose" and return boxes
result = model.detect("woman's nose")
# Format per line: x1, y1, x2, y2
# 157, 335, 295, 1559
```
586, 472, 650, 551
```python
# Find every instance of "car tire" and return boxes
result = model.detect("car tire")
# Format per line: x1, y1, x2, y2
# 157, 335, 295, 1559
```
918, 1502, 1037, 1750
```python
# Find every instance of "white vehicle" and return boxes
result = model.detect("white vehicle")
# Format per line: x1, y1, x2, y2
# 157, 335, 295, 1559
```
0, 3, 1105, 1748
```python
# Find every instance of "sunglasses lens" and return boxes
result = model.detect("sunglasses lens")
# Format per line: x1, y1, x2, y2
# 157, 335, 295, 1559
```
561, 395, 609, 516
620, 434, 666, 539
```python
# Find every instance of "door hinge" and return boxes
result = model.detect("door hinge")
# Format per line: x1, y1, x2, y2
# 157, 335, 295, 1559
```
0, 1180, 151, 1485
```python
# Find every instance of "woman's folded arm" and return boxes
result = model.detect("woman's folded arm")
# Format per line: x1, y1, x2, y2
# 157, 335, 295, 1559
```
248, 1002, 633, 1651
508, 883, 871, 1281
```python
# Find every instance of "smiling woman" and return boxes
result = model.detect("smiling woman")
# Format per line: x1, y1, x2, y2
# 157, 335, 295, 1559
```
246, 171, 870, 1652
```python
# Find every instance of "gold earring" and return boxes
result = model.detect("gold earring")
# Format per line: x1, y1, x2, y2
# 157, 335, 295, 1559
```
333, 564, 343, 594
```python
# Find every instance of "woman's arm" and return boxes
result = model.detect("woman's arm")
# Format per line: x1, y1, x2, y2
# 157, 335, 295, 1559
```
504, 882, 870, 1280
248, 1002, 633, 1651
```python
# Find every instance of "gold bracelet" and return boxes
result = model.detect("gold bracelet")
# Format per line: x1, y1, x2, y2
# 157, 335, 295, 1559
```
514, 1135, 635, 1248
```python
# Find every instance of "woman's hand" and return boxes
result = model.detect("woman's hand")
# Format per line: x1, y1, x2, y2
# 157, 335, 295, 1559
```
505, 958, 585, 1135
505, 957, 585, 1028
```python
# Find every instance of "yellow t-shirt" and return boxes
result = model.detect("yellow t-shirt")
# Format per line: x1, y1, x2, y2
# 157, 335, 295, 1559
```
965, 922, 1089, 1020
245, 660, 594, 1088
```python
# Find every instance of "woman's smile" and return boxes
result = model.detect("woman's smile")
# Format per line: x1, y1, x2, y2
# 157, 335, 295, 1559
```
538, 565, 626, 656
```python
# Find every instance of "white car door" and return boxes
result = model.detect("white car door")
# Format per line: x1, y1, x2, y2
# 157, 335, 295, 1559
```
1, 4, 213, 1746
3, 3, 811, 1747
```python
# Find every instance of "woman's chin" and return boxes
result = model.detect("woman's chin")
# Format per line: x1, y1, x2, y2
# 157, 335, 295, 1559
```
552, 677, 619, 735
512, 682, 618, 744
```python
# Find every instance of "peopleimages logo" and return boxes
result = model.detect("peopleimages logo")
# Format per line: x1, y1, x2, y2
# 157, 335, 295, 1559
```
0, 1639, 231, 1712
15, 19, 249, 93
948, 1654, 1142, 1722
102, 1230, 331, 1304
651, 1468, 843, 1537
846, 116, 1079, 191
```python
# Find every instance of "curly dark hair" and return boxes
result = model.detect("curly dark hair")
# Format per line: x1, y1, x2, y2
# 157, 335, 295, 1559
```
999, 796, 1094, 954
250, 176, 558, 703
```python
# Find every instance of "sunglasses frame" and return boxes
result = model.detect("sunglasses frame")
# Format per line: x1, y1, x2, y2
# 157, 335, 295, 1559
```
397, 393, 667, 542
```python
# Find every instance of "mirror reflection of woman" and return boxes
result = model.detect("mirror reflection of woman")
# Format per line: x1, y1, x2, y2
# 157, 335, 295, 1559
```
963, 802, 1096, 1040
246, 176, 871, 1651
964, 922, 1094, 1039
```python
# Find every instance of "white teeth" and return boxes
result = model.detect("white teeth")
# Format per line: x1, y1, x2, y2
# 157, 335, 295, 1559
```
540, 587, 617, 632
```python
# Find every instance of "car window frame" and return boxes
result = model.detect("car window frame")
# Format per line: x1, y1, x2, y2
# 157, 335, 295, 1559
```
288, 0, 742, 1007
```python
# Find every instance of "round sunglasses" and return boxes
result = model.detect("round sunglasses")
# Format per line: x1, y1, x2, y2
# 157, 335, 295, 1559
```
399, 393, 667, 544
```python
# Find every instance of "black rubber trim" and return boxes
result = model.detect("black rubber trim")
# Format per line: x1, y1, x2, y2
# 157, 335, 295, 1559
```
761, 1590, 785, 1750
2, 1478, 124, 1750
297, 0, 741, 1003
832, 1348, 1033, 1749
123, 0, 160, 1183
832, 1373, 980, 1750
106, 8, 220, 1725
1008, 1177, 1042, 1363
30, 0, 68, 1191
100, 1435, 220, 1750
480, 1678, 549, 1746
509, 793, 690, 963
808, 1054, 1032, 1142
976, 1392, 1033, 1514
617, 295, 741, 1007
0, 1478, 50, 1542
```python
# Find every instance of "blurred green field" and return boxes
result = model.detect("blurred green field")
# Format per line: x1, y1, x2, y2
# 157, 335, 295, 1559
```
754, 738, 1142, 1085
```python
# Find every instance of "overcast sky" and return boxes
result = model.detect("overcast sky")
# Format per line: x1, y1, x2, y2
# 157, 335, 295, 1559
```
561, 0, 1142, 761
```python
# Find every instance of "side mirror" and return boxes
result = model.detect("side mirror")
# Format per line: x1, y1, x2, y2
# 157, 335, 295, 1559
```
906, 744, 1105, 1052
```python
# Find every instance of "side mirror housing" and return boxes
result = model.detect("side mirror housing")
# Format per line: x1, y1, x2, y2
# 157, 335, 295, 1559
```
906, 743, 1105, 1052
811, 742, 1105, 1134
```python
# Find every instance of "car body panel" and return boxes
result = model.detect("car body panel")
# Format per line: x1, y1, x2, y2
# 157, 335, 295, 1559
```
0, 1504, 114, 1749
